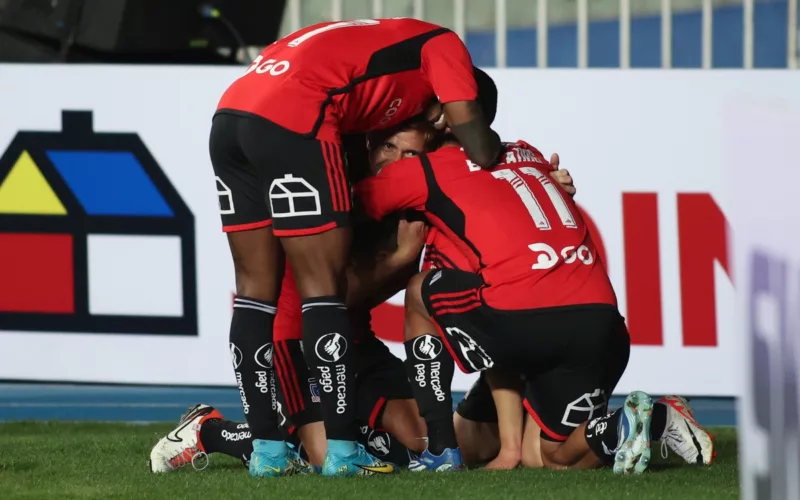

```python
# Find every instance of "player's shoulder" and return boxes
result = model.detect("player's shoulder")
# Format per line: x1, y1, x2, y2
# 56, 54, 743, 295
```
426, 145, 468, 162
374, 154, 424, 178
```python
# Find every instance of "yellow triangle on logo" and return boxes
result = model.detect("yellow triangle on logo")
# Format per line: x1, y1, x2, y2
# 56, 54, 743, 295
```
0, 151, 67, 215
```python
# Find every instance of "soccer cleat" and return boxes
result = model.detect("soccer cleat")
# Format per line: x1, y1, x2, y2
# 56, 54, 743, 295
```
408, 447, 464, 472
149, 404, 222, 473
613, 391, 654, 475
657, 395, 716, 465
250, 440, 315, 477
321, 441, 396, 477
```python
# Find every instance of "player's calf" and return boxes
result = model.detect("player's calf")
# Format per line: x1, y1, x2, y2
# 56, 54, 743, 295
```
403, 270, 463, 471
380, 399, 427, 454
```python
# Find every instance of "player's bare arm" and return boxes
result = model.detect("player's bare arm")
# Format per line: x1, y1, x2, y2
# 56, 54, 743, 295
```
483, 369, 525, 470
346, 219, 427, 308
444, 101, 503, 168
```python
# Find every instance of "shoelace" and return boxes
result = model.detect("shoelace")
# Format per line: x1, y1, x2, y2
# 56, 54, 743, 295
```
167, 446, 209, 471
661, 425, 696, 462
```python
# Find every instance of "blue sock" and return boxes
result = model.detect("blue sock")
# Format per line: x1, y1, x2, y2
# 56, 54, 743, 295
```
327, 439, 358, 456
252, 439, 287, 455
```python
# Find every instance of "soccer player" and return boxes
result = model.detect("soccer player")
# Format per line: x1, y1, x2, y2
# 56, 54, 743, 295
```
210, 17, 503, 477
355, 96, 715, 474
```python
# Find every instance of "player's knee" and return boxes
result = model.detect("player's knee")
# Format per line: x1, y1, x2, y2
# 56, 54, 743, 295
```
282, 230, 351, 298
404, 271, 428, 306
382, 400, 426, 453
228, 229, 282, 300
403, 270, 432, 320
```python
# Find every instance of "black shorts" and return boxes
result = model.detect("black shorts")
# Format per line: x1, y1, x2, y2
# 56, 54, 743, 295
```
274, 336, 413, 429
209, 111, 351, 236
422, 268, 631, 442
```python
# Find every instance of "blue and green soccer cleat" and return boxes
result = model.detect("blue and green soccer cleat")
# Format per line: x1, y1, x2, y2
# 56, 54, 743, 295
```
613, 390, 654, 475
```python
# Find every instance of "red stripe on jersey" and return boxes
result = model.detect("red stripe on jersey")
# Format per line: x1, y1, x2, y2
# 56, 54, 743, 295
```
368, 397, 388, 429
333, 143, 350, 211
322, 142, 341, 211
434, 302, 482, 316
429, 290, 476, 301
329, 142, 345, 211
430, 295, 479, 309
273, 341, 298, 415
279, 341, 305, 413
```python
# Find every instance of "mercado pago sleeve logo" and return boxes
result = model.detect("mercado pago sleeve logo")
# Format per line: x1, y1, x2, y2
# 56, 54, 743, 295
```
0, 111, 197, 335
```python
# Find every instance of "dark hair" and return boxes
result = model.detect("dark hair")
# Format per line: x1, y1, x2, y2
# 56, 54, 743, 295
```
473, 66, 498, 125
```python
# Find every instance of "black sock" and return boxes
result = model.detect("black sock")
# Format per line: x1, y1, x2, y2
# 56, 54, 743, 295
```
651, 402, 667, 440
404, 334, 456, 455
229, 296, 283, 441
301, 297, 358, 442
200, 419, 252, 465
584, 409, 622, 463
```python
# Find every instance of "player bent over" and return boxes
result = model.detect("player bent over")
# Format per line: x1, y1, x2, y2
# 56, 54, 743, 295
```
211, 17, 502, 477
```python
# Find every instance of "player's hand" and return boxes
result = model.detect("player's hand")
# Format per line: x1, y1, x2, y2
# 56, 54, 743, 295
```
549, 153, 576, 197
425, 101, 446, 130
394, 219, 428, 264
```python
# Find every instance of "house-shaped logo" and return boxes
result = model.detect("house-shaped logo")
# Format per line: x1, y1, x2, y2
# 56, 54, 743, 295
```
0, 111, 197, 335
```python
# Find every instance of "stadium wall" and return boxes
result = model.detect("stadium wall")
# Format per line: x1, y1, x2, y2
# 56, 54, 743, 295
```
0, 65, 797, 396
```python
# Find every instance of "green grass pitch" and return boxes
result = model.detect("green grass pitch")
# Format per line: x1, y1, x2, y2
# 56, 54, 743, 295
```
0, 422, 738, 500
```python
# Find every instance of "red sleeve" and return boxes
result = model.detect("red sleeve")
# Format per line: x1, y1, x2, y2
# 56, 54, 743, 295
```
354, 157, 428, 220
420, 31, 478, 104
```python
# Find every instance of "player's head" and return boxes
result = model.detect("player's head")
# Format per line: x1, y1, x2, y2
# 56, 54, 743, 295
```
367, 118, 438, 174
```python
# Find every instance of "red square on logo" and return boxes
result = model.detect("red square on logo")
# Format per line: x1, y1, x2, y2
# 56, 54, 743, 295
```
0, 233, 74, 313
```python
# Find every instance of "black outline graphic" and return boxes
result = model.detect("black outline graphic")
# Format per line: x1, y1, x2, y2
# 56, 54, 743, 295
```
0, 110, 197, 336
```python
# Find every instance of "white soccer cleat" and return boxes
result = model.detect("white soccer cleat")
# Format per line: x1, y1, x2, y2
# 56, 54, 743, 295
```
657, 396, 715, 465
149, 404, 223, 473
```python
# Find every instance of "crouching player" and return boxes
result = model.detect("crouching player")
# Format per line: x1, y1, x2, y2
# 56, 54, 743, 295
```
355, 101, 715, 473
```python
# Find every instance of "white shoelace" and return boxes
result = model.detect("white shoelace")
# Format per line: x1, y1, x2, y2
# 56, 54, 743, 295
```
661, 424, 697, 462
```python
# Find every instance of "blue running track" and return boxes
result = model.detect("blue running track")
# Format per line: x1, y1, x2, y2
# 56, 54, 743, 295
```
0, 383, 736, 426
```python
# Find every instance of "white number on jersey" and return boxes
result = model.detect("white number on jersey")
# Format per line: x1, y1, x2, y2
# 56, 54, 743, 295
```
287, 19, 380, 47
491, 167, 577, 230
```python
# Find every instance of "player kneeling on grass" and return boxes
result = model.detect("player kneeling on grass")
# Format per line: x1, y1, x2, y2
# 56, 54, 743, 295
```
454, 372, 716, 470
355, 88, 715, 473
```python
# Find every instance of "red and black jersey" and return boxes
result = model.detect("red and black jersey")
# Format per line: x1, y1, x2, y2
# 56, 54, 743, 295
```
216, 18, 477, 143
356, 141, 617, 311
422, 227, 475, 272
